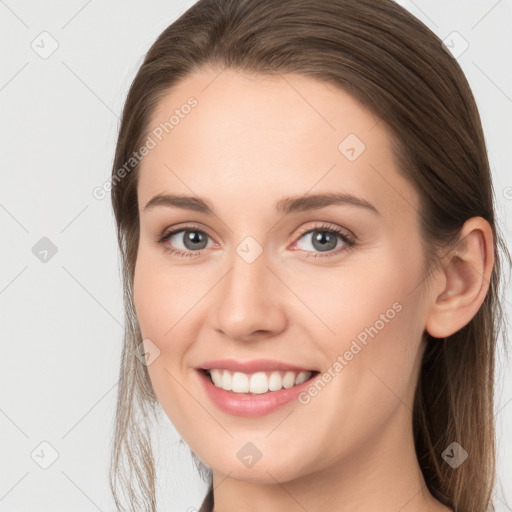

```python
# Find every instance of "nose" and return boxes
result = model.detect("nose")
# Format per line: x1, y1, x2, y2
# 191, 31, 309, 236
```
210, 250, 288, 342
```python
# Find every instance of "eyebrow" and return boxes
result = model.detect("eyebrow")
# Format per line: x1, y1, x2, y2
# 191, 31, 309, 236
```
143, 192, 380, 216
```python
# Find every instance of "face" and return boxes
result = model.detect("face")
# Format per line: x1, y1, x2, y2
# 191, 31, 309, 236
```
133, 68, 431, 483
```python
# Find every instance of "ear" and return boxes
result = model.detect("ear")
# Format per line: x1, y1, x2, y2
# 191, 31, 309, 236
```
424, 217, 495, 339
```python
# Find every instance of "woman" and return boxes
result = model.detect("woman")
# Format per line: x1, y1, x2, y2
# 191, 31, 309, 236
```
108, 1, 510, 511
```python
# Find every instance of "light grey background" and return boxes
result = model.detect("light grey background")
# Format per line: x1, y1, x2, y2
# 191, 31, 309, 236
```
0, 1, 511, 510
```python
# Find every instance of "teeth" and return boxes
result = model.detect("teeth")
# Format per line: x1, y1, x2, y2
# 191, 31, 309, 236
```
207, 369, 313, 394
295, 371, 310, 385
232, 372, 249, 392
221, 370, 232, 390
249, 372, 268, 394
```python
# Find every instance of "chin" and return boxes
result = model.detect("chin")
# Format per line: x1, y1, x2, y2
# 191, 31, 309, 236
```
206, 450, 311, 484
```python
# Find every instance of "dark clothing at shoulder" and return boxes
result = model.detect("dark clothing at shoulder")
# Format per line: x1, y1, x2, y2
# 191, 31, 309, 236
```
198, 484, 214, 512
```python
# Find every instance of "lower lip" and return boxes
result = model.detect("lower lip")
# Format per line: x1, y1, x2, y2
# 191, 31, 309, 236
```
196, 369, 319, 417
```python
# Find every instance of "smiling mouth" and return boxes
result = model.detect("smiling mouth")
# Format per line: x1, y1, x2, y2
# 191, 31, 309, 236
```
200, 368, 320, 395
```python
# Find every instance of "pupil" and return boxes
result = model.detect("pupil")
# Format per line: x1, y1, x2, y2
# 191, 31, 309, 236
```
313, 231, 336, 252
185, 231, 207, 250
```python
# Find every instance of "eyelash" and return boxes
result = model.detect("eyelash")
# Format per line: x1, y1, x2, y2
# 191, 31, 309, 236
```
156, 222, 356, 259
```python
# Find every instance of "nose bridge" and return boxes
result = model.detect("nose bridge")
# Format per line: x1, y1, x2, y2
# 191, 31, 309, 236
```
212, 245, 285, 339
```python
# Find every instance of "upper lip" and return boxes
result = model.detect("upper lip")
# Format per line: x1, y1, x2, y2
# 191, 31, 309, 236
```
199, 359, 317, 373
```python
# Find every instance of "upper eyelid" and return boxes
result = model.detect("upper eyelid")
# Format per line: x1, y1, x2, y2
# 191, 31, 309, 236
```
162, 221, 348, 235
161, 222, 353, 246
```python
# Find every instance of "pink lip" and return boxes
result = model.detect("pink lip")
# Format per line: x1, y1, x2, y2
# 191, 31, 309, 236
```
196, 368, 320, 417
199, 358, 316, 373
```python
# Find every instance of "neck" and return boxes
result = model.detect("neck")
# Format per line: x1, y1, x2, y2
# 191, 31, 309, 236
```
210, 405, 451, 512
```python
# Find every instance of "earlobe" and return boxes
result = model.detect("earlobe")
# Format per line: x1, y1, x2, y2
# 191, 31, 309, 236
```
424, 217, 494, 339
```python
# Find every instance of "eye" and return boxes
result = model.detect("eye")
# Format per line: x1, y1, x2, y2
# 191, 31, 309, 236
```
157, 222, 356, 259
292, 223, 356, 258
157, 223, 215, 258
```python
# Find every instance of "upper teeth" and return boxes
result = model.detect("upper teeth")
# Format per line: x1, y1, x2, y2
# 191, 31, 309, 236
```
208, 369, 312, 394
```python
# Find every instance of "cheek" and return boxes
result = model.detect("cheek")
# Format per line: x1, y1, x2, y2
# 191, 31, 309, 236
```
294, 247, 423, 356
132, 247, 205, 379
132, 251, 197, 429
133, 247, 193, 340
133, 258, 166, 340
304, 245, 426, 407
289, 255, 426, 470
132, 247, 186, 369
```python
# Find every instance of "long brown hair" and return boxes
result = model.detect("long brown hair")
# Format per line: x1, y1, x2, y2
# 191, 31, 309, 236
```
109, 1, 510, 510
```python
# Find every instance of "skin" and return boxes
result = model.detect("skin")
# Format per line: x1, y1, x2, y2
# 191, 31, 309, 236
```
133, 68, 494, 512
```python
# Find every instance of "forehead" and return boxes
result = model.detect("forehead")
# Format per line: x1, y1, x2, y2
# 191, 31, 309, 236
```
137, 68, 418, 219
